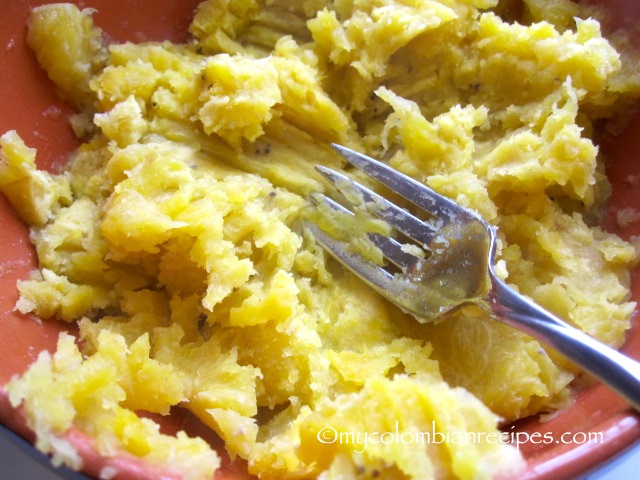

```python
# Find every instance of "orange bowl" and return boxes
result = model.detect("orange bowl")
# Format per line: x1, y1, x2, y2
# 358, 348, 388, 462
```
0, 1, 639, 479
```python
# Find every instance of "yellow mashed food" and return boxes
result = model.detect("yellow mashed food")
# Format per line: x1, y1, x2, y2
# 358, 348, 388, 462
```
1, 0, 640, 479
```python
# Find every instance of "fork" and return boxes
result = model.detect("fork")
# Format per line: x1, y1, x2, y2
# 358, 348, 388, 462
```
306, 143, 640, 411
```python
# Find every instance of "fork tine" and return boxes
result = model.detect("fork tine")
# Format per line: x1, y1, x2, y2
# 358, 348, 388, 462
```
304, 220, 394, 282
310, 191, 350, 215
367, 232, 425, 271
304, 220, 431, 314
331, 144, 475, 223
311, 192, 426, 270
306, 218, 467, 318
315, 165, 438, 248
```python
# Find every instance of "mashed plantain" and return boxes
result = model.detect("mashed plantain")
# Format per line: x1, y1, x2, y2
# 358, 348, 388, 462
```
1, 1, 640, 479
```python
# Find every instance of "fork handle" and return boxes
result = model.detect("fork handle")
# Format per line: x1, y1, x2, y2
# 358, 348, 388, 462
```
489, 274, 640, 412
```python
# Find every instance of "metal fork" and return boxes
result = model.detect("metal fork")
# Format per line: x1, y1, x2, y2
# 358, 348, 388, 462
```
307, 143, 640, 411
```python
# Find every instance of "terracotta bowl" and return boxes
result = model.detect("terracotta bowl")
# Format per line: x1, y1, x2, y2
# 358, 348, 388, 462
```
1, 1, 639, 479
